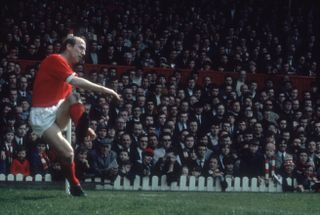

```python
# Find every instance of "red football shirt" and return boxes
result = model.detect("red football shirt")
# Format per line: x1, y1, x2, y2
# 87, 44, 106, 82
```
32, 54, 74, 107
10, 159, 31, 176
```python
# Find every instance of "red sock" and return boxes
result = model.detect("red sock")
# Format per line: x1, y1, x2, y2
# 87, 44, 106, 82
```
61, 161, 80, 186
69, 103, 85, 126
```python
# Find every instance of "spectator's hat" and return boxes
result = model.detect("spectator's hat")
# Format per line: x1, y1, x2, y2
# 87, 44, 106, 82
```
143, 147, 154, 157
97, 138, 112, 147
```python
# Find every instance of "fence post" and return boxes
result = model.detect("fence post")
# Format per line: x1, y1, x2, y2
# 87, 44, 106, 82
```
242, 177, 249, 192
259, 179, 266, 192
207, 177, 214, 192
151, 176, 159, 191
16, 173, 24, 182
123, 177, 132, 190
198, 176, 205, 191
251, 178, 258, 192
268, 179, 277, 192
160, 175, 169, 191
0, 174, 6, 181
179, 175, 188, 191
25, 176, 33, 182
7, 174, 14, 181
34, 174, 43, 182
133, 176, 141, 190
234, 177, 241, 192
44, 174, 52, 182
225, 177, 233, 192
142, 176, 151, 191
189, 176, 196, 191
113, 176, 122, 190
215, 177, 222, 192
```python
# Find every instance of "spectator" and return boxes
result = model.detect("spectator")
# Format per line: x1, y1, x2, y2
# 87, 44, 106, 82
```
131, 134, 149, 163
117, 150, 134, 183
0, 0, 320, 191
13, 120, 28, 147
295, 149, 314, 177
239, 140, 264, 178
30, 141, 50, 175
75, 147, 93, 181
278, 159, 298, 192
10, 146, 30, 176
275, 138, 291, 169
0, 128, 15, 174
153, 132, 173, 163
154, 150, 181, 185
262, 143, 277, 183
132, 147, 155, 177
92, 139, 118, 182
296, 165, 320, 192
204, 156, 224, 178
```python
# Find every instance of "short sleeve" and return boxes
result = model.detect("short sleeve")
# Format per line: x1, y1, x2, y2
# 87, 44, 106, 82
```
47, 55, 74, 82
66, 73, 76, 83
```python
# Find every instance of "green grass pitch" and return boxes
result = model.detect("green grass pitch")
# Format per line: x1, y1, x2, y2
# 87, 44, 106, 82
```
0, 187, 319, 215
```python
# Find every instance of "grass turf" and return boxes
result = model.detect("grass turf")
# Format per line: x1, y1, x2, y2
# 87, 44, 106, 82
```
0, 188, 319, 215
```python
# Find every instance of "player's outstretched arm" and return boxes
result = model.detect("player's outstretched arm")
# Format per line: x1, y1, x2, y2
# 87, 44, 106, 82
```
70, 76, 121, 100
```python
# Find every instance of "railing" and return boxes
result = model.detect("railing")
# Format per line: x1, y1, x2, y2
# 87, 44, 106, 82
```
15, 59, 317, 99
0, 174, 297, 192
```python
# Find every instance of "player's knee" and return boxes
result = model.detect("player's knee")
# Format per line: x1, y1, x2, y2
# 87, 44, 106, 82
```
62, 150, 74, 163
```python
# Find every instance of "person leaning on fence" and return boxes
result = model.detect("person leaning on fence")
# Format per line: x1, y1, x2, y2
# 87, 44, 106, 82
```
30, 141, 50, 176
28, 35, 121, 196
132, 147, 155, 177
10, 146, 30, 176
278, 159, 298, 192
74, 147, 94, 181
296, 165, 320, 192
92, 139, 119, 182
0, 128, 15, 174
203, 156, 228, 191
118, 150, 135, 184
153, 149, 182, 185
239, 139, 265, 178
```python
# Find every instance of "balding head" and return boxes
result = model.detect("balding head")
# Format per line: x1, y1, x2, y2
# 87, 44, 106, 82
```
61, 35, 86, 64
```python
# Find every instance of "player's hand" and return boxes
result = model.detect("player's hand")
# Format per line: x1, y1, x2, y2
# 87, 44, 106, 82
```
111, 90, 121, 101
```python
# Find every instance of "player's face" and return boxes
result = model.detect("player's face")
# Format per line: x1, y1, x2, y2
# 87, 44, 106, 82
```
70, 38, 86, 63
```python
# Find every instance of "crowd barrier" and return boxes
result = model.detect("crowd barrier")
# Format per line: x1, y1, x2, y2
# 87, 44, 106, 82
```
1, 173, 297, 193
15, 60, 317, 99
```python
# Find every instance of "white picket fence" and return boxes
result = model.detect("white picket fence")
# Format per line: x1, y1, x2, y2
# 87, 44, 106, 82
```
0, 173, 52, 182
0, 173, 296, 192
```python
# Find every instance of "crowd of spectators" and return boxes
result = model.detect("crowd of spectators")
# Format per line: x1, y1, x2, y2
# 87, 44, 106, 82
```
0, 0, 320, 192
1, 0, 319, 75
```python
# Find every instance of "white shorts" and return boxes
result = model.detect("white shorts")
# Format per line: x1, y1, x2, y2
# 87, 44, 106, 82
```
29, 100, 64, 137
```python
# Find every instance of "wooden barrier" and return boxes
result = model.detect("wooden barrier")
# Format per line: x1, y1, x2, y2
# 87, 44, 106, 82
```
14, 60, 316, 98
0, 174, 290, 193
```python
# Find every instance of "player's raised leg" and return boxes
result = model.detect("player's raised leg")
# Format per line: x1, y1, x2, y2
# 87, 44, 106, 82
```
56, 93, 96, 145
